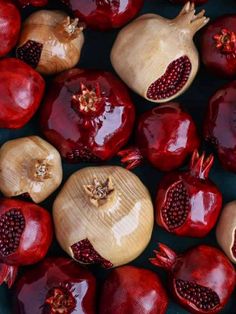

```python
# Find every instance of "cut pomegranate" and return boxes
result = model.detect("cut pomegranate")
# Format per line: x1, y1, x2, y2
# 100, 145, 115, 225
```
156, 151, 222, 237
16, 40, 43, 69
150, 243, 235, 314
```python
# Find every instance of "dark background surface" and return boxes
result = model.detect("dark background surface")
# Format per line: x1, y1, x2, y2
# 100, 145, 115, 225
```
1, 0, 236, 313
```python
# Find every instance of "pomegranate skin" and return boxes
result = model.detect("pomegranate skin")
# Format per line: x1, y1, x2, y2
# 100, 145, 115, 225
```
0, 58, 45, 129
99, 266, 168, 314
0, 0, 21, 57
40, 69, 135, 162
204, 81, 236, 172
61, 0, 144, 31
151, 244, 235, 314
13, 257, 96, 314
170, 0, 208, 4
201, 15, 236, 78
156, 151, 222, 237
17, 0, 48, 7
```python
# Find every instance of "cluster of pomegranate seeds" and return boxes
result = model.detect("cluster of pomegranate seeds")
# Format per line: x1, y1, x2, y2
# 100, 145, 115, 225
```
162, 181, 189, 230
0, 209, 25, 257
147, 56, 191, 100
66, 148, 99, 162
175, 279, 220, 311
16, 40, 42, 68
71, 239, 113, 269
45, 285, 76, 314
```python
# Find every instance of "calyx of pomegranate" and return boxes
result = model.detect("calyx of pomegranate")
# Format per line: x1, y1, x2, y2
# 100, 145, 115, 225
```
56, 17, 84, 41
190, 150, 214, 179
213, 28, 236, 55
84, 177, 115, 207
45, 286, 76, 314
32, 159, 52, 181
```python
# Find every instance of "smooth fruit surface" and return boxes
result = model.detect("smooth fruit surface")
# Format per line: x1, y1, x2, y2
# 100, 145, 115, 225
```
99, 266, 168, 314
40, 69, 135, 162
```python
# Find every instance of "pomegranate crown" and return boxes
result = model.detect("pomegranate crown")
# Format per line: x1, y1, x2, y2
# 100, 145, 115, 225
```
149, 243, 177, 271
189, 150, 214, 179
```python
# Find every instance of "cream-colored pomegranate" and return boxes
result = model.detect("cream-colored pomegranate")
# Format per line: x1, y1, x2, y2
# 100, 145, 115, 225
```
0, 136, 62, 203
216, 201, 236, 264
111, 2, 209, 103
53, 166, 154, 268
16, 10, 84, 75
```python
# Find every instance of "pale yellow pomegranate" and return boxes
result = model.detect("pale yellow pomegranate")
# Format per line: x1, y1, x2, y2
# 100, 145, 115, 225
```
111, 2, 209, 103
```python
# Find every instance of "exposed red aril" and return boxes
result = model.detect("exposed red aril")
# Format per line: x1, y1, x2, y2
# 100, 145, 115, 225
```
40, 69, 135, 162
60, 0, 144, 31
0, 199, 53, 287
150, 244, 235, 314
13, 257, 96, 314
156, 151, 222, 237
119, 102, 199, 171
0, 0, 21, 57
99, 266, 168, 314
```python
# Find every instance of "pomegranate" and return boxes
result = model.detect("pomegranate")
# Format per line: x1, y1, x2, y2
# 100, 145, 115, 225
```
150, 243, 235, 314
40, 69, 135, 162
156, 151, 222, 237
60, 0, 144, 31
99, 266, 168, 314
0, 198, 53, 288
111, 2, 209, 103
204, 81, 236, 172
201, 15, 236, 78
216, 201, 236, 264
169, 0, 208, 4
17, 0, 48, 7
119, 102, 199, 171
0, 58, 45, 129
13, 257, 96, 314
0, 0, 21, 57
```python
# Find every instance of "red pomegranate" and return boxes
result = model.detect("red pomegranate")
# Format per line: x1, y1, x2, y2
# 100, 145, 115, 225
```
156, 151, 222, 237
204, 81, 236, 172
150, 244, 235, 314
13, 257, 96, 314
0, 58, 45, 129
119, 102, 199, 171
0, 198, 53, 288
16, 0, 48, 7
40, 69, 135, 162
61, 0, 144, 31
0, 0, 21, 57
201, 15, 236, 78
99, 266, 168, 314
169, 0, 208, 4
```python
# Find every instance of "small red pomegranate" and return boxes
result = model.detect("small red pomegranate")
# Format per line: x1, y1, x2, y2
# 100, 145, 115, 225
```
201, 15, 236, 78
156, 151, 222, 237
150, 243, 235, 314
204, 81, 236, 172
99, 266, 168, 314
0, 0, 21, 57
169, 0, 208, 4
0, 198, 53, 288
40, 69, 135, 162
0, 58, 45, 129
61, 0, 144, 31
17, 0, 48, 7
119, 102, 199, 171
13, 257, 96, 314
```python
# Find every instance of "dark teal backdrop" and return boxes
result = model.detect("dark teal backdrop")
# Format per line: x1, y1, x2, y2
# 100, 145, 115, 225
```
1, 0, 236, 313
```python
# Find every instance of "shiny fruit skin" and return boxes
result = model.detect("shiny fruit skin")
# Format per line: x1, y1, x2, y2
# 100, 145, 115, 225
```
204, 81, 236, 172
62, 0, 144, 31
17, 0, 48, 7
0, 0, 21, 57
13, 257, 96, 314
169, 0, 208, 4
40, 69, 135, 162
0, 198, 52, 266
201, 15, 236, 78
137, 103, 199, 171
99, 266, 168, 314
0, 58, 45, 129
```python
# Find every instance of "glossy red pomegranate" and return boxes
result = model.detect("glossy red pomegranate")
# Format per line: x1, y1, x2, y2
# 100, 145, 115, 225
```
204, 81, 236, 172
0, 0, 21, 57
201, 15, 236, 78
119, 102, 199, 171
169, 0, 208, 4
156, 151, 222, 237
40, 69, 135, 162
0, 198, 53, 288
150, 244, 235, 314
99, 266, 168, 314
61, 0, 144, 31
16, 0, 48, 7
0, 58, 45, 129
13, 257, 96, 314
